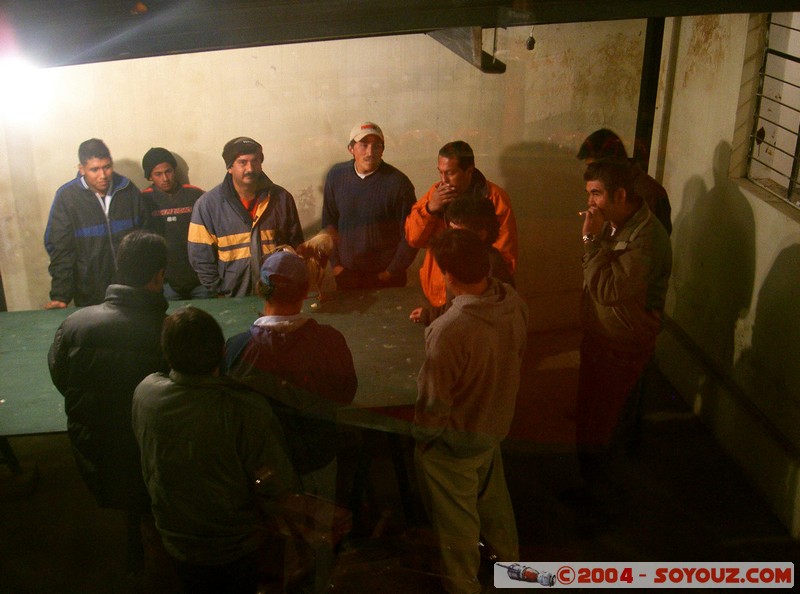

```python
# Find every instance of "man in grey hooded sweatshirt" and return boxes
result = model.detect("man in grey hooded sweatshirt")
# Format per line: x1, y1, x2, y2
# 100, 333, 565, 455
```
413, 228, 528, 594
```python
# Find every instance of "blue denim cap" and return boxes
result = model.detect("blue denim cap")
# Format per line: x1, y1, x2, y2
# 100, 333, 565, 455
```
260, 249, 308, 288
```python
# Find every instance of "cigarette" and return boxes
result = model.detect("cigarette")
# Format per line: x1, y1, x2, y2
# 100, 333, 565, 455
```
578, 210, 588, 216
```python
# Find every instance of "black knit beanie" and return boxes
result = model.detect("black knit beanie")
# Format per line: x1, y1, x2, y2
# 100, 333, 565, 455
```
142, 147, 177, 179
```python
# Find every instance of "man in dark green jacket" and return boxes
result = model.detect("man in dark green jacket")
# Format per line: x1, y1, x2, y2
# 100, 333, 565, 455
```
133, 306, 297, 594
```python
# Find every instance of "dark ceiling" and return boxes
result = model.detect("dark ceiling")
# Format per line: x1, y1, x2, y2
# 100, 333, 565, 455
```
2, 1, 799, 68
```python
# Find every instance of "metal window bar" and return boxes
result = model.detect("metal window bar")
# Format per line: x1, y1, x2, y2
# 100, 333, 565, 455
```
747, 13, 800, 209
749, 159, 800, 206
763, 71, 800, 92
756, 92, 800, 115
770, 21, 800, 34
750, 176, 800, 206
791, 120, 800, 198
750, 153, 799, 185
756, 113, 798, 137
767, 46, 800, 65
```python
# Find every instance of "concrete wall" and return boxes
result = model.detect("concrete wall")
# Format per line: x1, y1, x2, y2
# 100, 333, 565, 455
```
654, 13, 800, 538
0, 21, 647, 330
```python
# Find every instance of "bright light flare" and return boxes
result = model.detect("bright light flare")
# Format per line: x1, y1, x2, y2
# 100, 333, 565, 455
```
0, 54, 50, 123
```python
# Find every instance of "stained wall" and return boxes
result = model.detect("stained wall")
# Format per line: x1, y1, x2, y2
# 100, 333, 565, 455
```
654, 13, 800, 538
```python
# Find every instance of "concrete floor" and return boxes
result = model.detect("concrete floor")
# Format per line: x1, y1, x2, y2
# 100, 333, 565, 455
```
2, 366, 799, 593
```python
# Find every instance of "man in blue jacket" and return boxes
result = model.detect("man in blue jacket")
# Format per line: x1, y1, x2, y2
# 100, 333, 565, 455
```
44, 138, 151, 308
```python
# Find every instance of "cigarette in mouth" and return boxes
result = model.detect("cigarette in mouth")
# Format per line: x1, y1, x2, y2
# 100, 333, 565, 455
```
578, 210, 589, 216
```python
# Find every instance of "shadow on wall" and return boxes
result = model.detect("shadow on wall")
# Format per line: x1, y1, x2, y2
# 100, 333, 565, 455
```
670, 141, 755, 373
499, 141, 585, 331
113, 159, 147, 192
734, 242, 800, 448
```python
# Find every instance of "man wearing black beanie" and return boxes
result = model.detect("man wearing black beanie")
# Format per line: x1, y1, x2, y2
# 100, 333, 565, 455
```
188, 136, 303, 297
142, 147, 211, 300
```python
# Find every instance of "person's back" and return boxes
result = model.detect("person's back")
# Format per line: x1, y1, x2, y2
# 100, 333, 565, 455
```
226, 249, 356, 594
226, 250, 357, 480
133, 306, 297, 593
48, 230, 169, 583
412, 229, 528, 594
414, 247, 527, 448
134, 363, 293, 566
48, 231, 169, 510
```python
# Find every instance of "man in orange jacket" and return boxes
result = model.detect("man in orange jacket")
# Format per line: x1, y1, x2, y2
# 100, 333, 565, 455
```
405, 141, 518, 308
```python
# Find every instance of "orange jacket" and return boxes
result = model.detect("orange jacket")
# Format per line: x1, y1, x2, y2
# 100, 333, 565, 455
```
405, 174, 518, 306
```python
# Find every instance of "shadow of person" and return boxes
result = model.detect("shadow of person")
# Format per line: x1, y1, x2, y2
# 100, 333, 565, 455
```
172, 153, 197, 188
670, 141, 755, 373
113, 158, 147, 190
734, 242, 800, 441
731, 242, 800, 533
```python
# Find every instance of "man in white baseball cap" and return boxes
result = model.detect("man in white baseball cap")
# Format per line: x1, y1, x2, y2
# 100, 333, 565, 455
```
320, 121, 418, 290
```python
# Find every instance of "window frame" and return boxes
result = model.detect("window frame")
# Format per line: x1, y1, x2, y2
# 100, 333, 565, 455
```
747, 12, 800, 210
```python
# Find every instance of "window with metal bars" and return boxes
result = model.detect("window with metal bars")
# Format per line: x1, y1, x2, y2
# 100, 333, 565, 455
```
748, 12, 800, 209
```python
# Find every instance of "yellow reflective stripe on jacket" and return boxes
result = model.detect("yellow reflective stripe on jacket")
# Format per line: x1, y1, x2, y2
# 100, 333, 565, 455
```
187, 222, 217, 245
216, 231, 252, 262
218, 232, 251, 248
218, 246, 252, 262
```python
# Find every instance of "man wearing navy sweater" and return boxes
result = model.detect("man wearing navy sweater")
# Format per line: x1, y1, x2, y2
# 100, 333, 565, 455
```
322, 121, 418, 290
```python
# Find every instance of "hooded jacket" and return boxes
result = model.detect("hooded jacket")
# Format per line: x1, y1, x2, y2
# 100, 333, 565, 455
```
413, 278, 528, 451
405, 169, 518, 307
226, 316, 357, 474
188, 172, 303, 296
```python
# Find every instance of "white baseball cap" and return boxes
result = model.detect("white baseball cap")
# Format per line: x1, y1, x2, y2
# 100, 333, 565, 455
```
349, 121, 384, 143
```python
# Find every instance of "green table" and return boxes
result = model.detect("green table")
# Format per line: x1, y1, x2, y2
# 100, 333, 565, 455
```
1, 286, 426, 518
0, 286, 426, 439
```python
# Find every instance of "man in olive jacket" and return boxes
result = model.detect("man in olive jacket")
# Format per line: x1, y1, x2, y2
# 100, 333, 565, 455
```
572, 158, 672, 531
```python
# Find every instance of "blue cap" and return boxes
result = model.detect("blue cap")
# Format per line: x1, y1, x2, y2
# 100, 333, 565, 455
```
260, 249, 308, 289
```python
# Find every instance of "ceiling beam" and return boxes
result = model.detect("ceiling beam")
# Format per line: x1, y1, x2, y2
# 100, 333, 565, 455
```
2, 0, 798, 67
427, 28, 507, 74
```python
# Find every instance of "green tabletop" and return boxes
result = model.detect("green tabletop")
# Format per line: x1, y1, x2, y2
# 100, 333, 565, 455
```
0, 287, 427, 437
